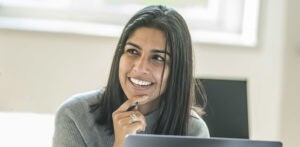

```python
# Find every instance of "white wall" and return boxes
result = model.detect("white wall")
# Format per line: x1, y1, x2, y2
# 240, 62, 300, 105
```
0, 31, 117, 112
0, 0, 298, 146
281, 0, 300, 146
193, 0, 285, 141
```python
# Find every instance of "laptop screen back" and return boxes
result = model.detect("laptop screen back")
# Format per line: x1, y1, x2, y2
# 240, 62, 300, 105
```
125, 134, 282, 147
196, 79, 249, 138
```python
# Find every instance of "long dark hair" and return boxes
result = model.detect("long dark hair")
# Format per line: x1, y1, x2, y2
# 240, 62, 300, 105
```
92, 5, 207, 135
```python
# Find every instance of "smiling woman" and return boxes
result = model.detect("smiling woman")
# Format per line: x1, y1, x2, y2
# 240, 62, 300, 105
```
119, 27, 170, 115
52, 5, 209, 147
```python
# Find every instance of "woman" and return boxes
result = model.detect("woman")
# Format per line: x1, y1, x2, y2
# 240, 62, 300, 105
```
53, 5, 209, 147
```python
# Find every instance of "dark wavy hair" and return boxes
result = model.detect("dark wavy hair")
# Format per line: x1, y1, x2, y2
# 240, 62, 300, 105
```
92, 5, 207, 135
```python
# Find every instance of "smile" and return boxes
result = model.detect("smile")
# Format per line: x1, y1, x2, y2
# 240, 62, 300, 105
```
129, 77, 153, 86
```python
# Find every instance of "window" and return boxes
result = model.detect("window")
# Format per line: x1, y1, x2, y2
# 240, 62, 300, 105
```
0, 0, 260, 46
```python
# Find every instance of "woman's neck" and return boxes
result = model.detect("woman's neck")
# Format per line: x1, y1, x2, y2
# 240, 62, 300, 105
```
138, 98, 160, 115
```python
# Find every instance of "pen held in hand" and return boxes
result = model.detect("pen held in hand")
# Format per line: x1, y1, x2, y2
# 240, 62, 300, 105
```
126, 101, 138, 111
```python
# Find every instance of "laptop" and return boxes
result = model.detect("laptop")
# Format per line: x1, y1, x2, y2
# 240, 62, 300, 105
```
124, 134, 282, 147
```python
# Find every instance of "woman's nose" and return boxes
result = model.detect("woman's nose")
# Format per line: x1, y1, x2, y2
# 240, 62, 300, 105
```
132, 56, 149, 74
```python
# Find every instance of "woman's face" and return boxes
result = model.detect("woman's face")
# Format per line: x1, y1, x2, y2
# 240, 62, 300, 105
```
119, 27, 171, 109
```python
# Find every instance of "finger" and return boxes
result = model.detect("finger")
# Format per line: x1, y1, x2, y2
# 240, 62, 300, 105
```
118, 112, 147, 126
128, 121, 146, 133
115, 95, 148, 112
133, 112, 147, 128
113, 111, 133, 121
113, 100, 137, 118
113, 110, 146, 129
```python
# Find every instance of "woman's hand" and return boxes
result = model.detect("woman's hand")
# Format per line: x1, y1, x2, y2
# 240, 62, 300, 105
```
112, 96, 148, 147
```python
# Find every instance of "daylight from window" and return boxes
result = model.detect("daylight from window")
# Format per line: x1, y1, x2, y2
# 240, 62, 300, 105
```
0, 0, 259, 46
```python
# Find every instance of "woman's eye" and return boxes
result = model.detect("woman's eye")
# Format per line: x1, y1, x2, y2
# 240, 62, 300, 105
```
126, 49, 139, 55
153, 55, 166, 62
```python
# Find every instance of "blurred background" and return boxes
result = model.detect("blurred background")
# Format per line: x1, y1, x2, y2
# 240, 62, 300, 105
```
0, 0, 299, 146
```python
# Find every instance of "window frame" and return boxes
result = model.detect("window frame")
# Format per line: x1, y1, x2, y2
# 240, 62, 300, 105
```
0, 0, 260, 47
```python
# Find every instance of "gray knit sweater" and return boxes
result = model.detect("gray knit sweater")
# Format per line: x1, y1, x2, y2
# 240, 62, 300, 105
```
52, 89, 210, 147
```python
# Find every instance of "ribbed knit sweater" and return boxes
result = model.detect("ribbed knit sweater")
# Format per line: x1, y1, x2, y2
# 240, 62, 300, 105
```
52, 89, 210, 147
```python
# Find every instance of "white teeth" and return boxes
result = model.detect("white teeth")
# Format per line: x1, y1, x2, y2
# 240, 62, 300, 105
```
130, 78, 152, 86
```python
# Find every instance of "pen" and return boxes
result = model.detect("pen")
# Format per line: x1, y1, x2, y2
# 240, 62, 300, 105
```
126, 101, 138, 111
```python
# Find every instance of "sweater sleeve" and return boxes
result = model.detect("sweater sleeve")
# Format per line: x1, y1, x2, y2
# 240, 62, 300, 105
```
52, 101, 87, 147
188, 110, 210, 138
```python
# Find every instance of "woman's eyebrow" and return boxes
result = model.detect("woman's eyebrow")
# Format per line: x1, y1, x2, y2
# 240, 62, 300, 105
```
126, 42, 142, 50
152, 50, 171, 57
126, 41, 171, 57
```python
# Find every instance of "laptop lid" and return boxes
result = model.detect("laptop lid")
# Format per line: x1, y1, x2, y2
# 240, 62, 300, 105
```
124, 134, 282, 147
